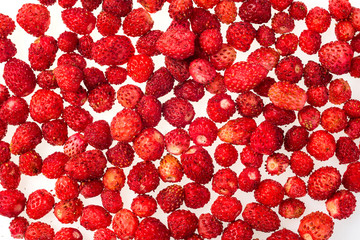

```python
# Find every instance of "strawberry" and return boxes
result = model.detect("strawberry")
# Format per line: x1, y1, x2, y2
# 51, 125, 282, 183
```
206, 73, 227, 94
162, 97, 195, 128
304, 60, 332, 87
183, 182, 210, 209
0, 161, 21, 190
84, 120, 112, 150
9, 217, 29, 239
168, 0, 193, 21
349, 7, 360, 31
0, 120, 6, 141
83, 67, 107, 91
94, 228, 116, 240
222, 220, 253, 240
102, 0, 132, 17
266, 153, 290, 176
42, 120, 68, 146
127, 161, 160, 194
103, 167, 125, 191
105, 66, 127, 85
54, 228, 83, 240
116, 84, 143, 109
96, 11, 121, 36
164, 128, 190, 155
345, 118, 360, 139
343, 99, 360, 118
54, 64, 84, 93
306, 85, 329, 107
326, 190, 356, 220
240, 145, 263, 168
306, 130, 336, 161
174, 79, 205, 102
190, 8, 220, 35
136, 30, 163, 56
207, 93, 236, 123
236, 91, 264, 118
61, 8, 96, 35
350, 56, 360, 77
10, 122, 42, 155
275, 33, 298, 56
212, 168, 238, 196
279, 198, 305, 219
63, 133, 88, 157
214, 143, 238, 167
55, 176, 79, 200
188, 117, 218, 147
336, 137, 360, 164
271, 12, 295, 34
57, 52, 87, 69
275, 56, 303, 84
145, 67, 174, 98
167, 210, 198, 239
156, 184, 184, 213
57, 31, 78, 53
164, 57, 190, 82
0, 142, 11, 165
329, 0, 352, 20
181, 146, 214, 184
214, 0, 236, 24
248, 47, 280, 71
198, 213, 223, 239
158, 154, 183, 183
80, 180, 103, 199
24, 222, 54, 240
19, 150, 42, 176
106, 141, 134, 168
320, 107, 347, 133
64, 149, 107, 181
63, 106, 93, 132
0, 96, 29, 126
343, 162, 360, 192
54, 198, 83, 224
318, 41, 354, 75
3, 58, 36, 97
133, 128, 165, 161
226, 22, 256, 52
92, 35, 135, 66
0, 13, 15, 38
239, 0, 271, 24
218, 118, 257, 145
255, 179, 284, 207
28, 35, 58, 71
26, 189, 55, 220
224, 61, 268, 93
290, 151, 314, 177
156, 23, 196, 60
135, 217, 170, 240
101, 190, 123, 213
284, 126, 309, 152
306, 7, 331, 33
131, 195, 157, 218
30, 89, 63, 124
284, 176, 307, 198
253, 77, 275, 97
211, 195, 242, 222
209, 44, 237, 71
80, 205, 112, 231
268, 82, 307, 111
123, 8, 154, 37
0, 189, 26, 218
37, 70, 57, 90
299, 30, 322, 55
298, 105, 321, 131
0, 38, 16, 63
250, 121, 284, 155
198, 29, 222, 56
335, 21, 355, 42
256, 25, 276, 47
110, 108, 143, 142
328, 78, 352, 104
58, 0, 77, 8
112, 209, 139, 240
189, 58, 216, 85
127, 54, 154, 83
77, 35, 93, 59
16, 3, 50, 37
269, 0, 292, 11
138, 0, 166, 13
267, 229, 301, 240
41, 152, 69, 179
242, 202, 280, 232
298, 211, 334, 240
308, 166, 341, 201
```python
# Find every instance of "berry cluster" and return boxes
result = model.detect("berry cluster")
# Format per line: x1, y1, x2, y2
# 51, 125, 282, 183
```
0, 0, 360, 239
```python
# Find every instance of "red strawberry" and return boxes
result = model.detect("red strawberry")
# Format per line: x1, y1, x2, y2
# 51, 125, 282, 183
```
84, 120, 112, 150
136, 95, 162, 128
308, 166, 341, 201
326, 190, 356, 220
320, 107, 347, 133
116, 84, 143, 109
94, 228, 116, 240
61, 8, 96, 35
54, 198, 83, 224
222, 220, 253, 240
298, 212, 334, 240
299, 29, 322, 55
279, 198, 306, 219
306, 85, 329, 107
256, 25, 276, 47
199, 28, 222, 55
57, 52, 87, 69
162, 97, 195, 128
207, 93, 236, 123
19, 150, 42, 176
198, 213, 223, 239
329, 78, 351, 105
3, 58, 36, 97
212, 168, 238, 196
54, 64, 84, 93
290, 151, 314, 177
135, 217, 170, 240
343, 99, 360, 118
138, 0, 166, 13
136, 30, 163, 56
133, 128, 164, 161
42, 120, 68, 146
9, 217, 29, 239
342, 162, 360, 192
101, 190, 123, 213
275, 56, 303, 84
349, 7, 360, 31
242, 202, 280, 232
0, 161, 21, 190
250, 121, 284, 155
298, 105, 321, 131
0, 13, 15, 38
0, 120, 6, 141
318, 41, 354, 75
77, 35, 93, 59
30, 89, 63, 124
57, 31, 78, 53
80, 205, 112, 231
63, 106, 93, 132
54, 228, 83, 240
156, 184, 184, 213
168, 0, 193, 21
226, 22, 256, 52
329, 0, 352, 20
335, 21, 355, 42
164, 128, 190, 155
41, 152, 69, 179
28, 35, 58, 71
96, 11, 121, 36
127, 161, 160, 194
110, 108, 143, 142
239, 0, 271, 24
174, 79, 205, 102
267, 229, 301, 240
306, 7, 331, 33
263, 103, 296, 126
79, 181, 103, 199
211, 195, 242, 222
37, 71, 57, 90
105, 66, 127, 85
0, 96, 29, 126
55, 176, 80, 200
336, 137, 360, 164
240, 145, 263, 168
158, 154, 183, 183
248, 47, 280, 71
26, 189, 55, 220
127, 54, 154, 83
224, 61, 268, 93
0, 142, 11, 165
266, 153, 289, 176
236, 91, 264, 118
188, 117, 217, 147
0, 189, 26, 218
268, 82, 307, 111
16, 3, 50, 37
123, 8, 154, 37
214, 143, 238, 167
306, 130, 336, 161
83, 67, 107, 91
210, 44, 237, 71
284, 176, 307, 198
218, 118, 257, 145
63, 133, 88, 157
112, 209, 139, 240
10, 122, 42, 155
0, 38, 16, 63
271, 12, 294, 34
184, 182, 210, 209
164, 57, 190, 82
131, 195, 157, 218
102, 167, 125, 191
24, 222, 54, 240
214, 0, 236, 24
284, 126, 309, 152
167, 210, 198, 239
255, 179, 284, 207
275, 33, 298, 56
145, 67, 174, 98
102, 0, 132, 18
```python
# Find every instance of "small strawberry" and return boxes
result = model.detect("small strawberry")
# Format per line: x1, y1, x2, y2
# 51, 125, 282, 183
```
24, 222, 54, 240
343, 162, 360, 192
308, 166, 341, 201
275, 56, 303, 84
156, 184, 184, 213
299, 29, 322, 55
326, 190, 356, 220
127, 54, 154, 83
329, 0, 352, 20
210, 44, 237, 71
248, 47, 280, 71
30, 89, 63, 124
112, 209, 139, 240
80, 180, 103, 199
218, 118, 257, 145
226, 22, 256, 52
16, 3, 50, 37
106, 141, 134, 168
131, 195, 157, 218
61, 8, 96, 35
343, 99, 360, 118
57, 52, 87, 69
63, 106, 93, 132
263, 103, 296, 126
55, 176, 80, 200
0, 141, 11, 164
136, 30, 163, 56
306, 85, 329, 107
306, 130, 336, 161
238, 167, 261, 191
96, 11, 121, 36
298, 212, 334, 240
0, 38, 16, 63
0, 13, 15, 38
0, 189, 26, 218
37, 71, 58, 90
211, 195, 242, 222
279, 198, 306, 219
105, 66, 127, 85
214, 143, 238, 167
127, 161, 160, 194
167, 209, 198, 239
41, 152, 69, 179
242, 202, 280, 232
116, 84, 143, 109
328, 78, 352, 105
83, 67, 107, 91
268, 82, 307, 111
54, 228, 83, 240
268, 229, 301, 240
174, 79, 205, 102
110, 108, 143, 142
336, 137, 360, 164
212, 168, 238, 196
284, 126, 309, 152
84, 120, 112, 150
101, 190, 123, 213
335, 21, 355, 42
28, 35, 58, 71
80, 205, 112, 231
54, 198, 83, 224
88, 83, 116, 112
239, 0, 271, 24
298, 105, 321, 131
306, 7, 331, 33
222, 220, 254, 240
164, 56, 190, 82
135, 217, 170, 240
158, 154, 183, 183
163, 97, 195, 128
250, 121, 284, 155
0, 161, 21, 190
266, 153, 290, 176
26, 189, 55, 220
275, 33, 298, 56
214, 0, 236, 24
123, 8, 154, 37
189, 58, 217, 85
81, 0, 102, 11
254, 179, 284, 207
57, 31, 78, 53
54, 64, 84, 93
190, 8, 220, 35
290, 151, 314, 177
0, 97, 29, 126
183, 182, 210, 209
145, 67, 174, 98
9, 217, 29, 239
42, 120, 68, 146
77, 35, 93, 59
136, 95, 162, 128
63, 133, 88, 157
133, 128, 165, 161
256, 25, 275, 47
198, 213, 223, 239
10, 122, 42, 155
284, 176, 307, 198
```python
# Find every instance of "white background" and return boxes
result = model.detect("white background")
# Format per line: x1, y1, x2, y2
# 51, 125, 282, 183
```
0, 0, 360, 239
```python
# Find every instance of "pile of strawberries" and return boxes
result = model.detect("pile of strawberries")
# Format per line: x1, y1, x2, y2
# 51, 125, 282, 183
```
0, 0, 360, 239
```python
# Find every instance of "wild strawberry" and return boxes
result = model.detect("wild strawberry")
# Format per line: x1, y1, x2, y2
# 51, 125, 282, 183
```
131, 195, 157, 218
135, 217, 170, 240
0, 120, 6, 141
3, 58, 36, 97
218, 118, 257, 145
305, 7, 331, 33
102, 0, 132, 17
248, 47, 280, 71
9, 217, 29, 239
308, 166, 341, 201
299, 30, 322, 55
61, 8, 96, 35
222, 220, 254, 240
127, 54, 154, 83
158, 154, 183, 183
206, 73, 227, 94
162, 97, 195, 128
211, 195, 242, 222
307, 130, 336, 161
226, 22, 256, 52
214, 143, 238, 167
238, 167, 261, 192
101, 190, 123, 213
350, 56, 360, 77
290, 151, 314, 177
167, 210, 198, 239
96, 11, 121, 36
83, 120, 112, 150
93, 228, 116, 240
0, 84, 10, 105
206, 93, 236, 123
92, 35, 135, 66
37, 71, 58, 90
88, 84, 116, 113
0, 13, 15, 38
189, 58, 216, 85
304, 60, 332, 87
210, 44, 237, 71
268, 229, 301, 240
335, 21, 355, 42
345, 118, 360, 139
168, 0, 193, 21
255, 179, 284, 207
54, 198, 83, 224
298, 105, 321, 131
188, 117, 217, 147
250, 121, 284, 155
28, 35, 58, 71
0, 189, 26, 218
112, 209, 139, 240
211, 168, 238, 196
239, 145, 262, 168
352, 34, 360, 52
164, 56, 190, 82
320, 107, 347, 133
156, 184, 184, 213
26, 189, 54, 220
133, 128, 165, 161
106, 141, 134, 168
0, 161, 20, 190
54, 228, 83, 240
41, 152, 69, 179
256, 25, 276, 47
239, 0, 271, 24
198, 213, 223, 239
242, 202, 280, 232
306, 85, 329, 107
284, 176, 307, 198
336, 137, 359, 165
236, 91, 264, 118
102, 167, 125, 192
63, 133, 87, 158
342, 162, 360, 192
54, 64, 83, 93
279, 198, 306, 219
326, 190, 356, 220
105, 66, 127, 85
58, 0, 77, 8
174, 79, 205, 102
275, 33, 298, 56
30, 89, 63, 124
10, 122, 42, 155
184, 182, 210, 209
127, 161, 160, 194
57, 52, 87, 69
275, 56, 303, 84
55, 176, 80, 200
266, 153, 289, 176
63, 106, 93, 132
136, 30, 163, 56
284, 126, 309, 152
24, 222, 54, 240
0, 96, 29, 126
65, 149, 107, 181
318, 41, 353, 75
42, 120, 68, 146
16, 3, 50, 37
190, 8, 220, 35
343, 99, 360, 118
329, 0, 352, 20
268, 82, 306, 111
19, 150, 42, 175
145, 67, 174, 98
80, 205, 112, 231
123, 8, 154, 37
214, 0, 236, 24
136, 96, 161, 128
0, 142, 11, 165
164, 128, 190, 155
77, 35, 93, 59
110, 108, 142, 142
328, 78, 351, 104
80, 180, 103, 199
271, 12, 295, 34
349, 7, 360, 31
82, 67, 107, 91
298, 211, 334, 240
0, 38, 16, 63
116, 84, 143, 109
57, 31, 78, 53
